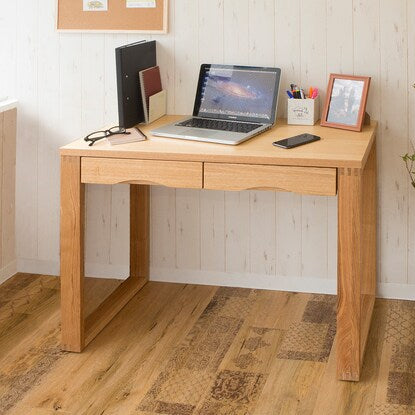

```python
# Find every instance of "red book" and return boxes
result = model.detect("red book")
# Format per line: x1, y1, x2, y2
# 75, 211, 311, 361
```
139, 66, 162, 123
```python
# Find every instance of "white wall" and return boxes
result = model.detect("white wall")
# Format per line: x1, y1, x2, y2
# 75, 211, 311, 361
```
0, 0, 414, 299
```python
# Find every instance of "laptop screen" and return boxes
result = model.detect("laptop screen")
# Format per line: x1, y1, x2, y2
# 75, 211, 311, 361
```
193, 64, 281, 124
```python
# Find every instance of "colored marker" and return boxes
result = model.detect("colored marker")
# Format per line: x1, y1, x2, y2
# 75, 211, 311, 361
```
311, 88, 319, 99
286, 90, 294, 99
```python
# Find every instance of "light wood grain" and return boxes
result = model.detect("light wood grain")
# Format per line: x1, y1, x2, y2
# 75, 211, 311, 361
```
4, 276, 216, 415
337, 141, 377, 381
61, 116, 377, 169
62, 160, 151, 352
253, 293, 325, 415
63, 116, 376, 377
84, 276, 147, 348
60, 155, 85, 352
130, 184, 150, 280
360, 294, 375, 364
2, 108, 16, 265
204, 163, 337, 196
409, 2, 415, 285
337, 165, 363, 380
3, 274, 408, 414
360, 142, 377, 365
362, 143, 377, 298
0, 112, 3, 272
81, 157, 203, 189
0, 108, 16, 279
313, 302, 387, 414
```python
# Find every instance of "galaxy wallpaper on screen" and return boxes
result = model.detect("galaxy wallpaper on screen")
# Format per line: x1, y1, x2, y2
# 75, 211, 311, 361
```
198, 67, 277, 120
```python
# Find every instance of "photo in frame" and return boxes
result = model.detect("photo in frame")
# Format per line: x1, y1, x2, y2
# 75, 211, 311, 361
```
321, 74, 371, 132
83, 0, 108, 11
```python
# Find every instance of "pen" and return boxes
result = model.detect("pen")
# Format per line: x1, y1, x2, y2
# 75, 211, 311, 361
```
286, 90, 294, 99
292, 87, 297, 98
309, 87, 314, 98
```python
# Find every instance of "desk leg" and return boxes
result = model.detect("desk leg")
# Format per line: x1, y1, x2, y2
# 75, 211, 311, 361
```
130, 184, 150, 280
337, 144, 377, 381
60, 160, 150, 352
60, 156, 85, 352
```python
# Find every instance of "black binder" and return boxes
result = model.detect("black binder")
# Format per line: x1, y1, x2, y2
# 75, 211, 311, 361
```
116, 40, 157, 129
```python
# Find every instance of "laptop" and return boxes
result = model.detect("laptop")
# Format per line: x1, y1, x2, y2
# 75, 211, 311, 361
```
151, 64, 282, 145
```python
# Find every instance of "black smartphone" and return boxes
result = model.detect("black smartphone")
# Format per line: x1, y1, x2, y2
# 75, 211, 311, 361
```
273, 133, 321, 149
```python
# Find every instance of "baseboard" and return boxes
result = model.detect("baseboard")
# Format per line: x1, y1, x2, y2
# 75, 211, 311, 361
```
0, 260, 17, 285
14, 259, 415, 301
150, 267, 338, 295
377, 283, 415, 301
17, 258, 129, 280
17, 258, 59, 276
84, 263, 129, 279
151, 269, 415, 301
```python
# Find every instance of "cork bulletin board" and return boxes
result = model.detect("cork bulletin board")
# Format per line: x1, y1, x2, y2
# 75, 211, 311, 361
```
57, 0, 168, 33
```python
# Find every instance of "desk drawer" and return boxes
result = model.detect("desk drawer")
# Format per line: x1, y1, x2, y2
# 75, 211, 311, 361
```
204, 163, 337, 196
81, 158, 203, 189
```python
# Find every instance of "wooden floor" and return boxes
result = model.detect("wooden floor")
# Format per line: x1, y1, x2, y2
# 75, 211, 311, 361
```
0, 274, 414, 415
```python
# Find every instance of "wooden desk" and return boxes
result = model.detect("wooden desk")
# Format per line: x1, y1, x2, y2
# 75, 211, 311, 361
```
60, 116, 377, 381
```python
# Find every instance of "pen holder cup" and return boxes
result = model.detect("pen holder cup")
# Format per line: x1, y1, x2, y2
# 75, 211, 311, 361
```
287, 96, 320, 126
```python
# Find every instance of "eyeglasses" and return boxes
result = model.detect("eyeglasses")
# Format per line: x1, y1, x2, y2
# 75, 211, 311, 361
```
84, 126, 130, 146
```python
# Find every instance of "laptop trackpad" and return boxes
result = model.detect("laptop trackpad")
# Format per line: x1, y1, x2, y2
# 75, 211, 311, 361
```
184, 128, 224, 138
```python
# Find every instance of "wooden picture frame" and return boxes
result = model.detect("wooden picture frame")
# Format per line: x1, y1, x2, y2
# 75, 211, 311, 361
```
321, 74, 371, 132
56, 0, 168, 34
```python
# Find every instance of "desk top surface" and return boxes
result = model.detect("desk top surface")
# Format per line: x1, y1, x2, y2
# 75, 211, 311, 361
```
60, 115, 377, 169
0, 99, 17, 113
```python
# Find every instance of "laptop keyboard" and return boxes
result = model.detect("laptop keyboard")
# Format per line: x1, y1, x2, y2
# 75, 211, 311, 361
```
176, 118, 262, 134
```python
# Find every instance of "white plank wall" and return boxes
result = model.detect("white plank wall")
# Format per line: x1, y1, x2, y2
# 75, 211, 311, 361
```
199, 0, 226, 273
274, 0, 302, 278
1, 0, 415, 298
379, 0, 408, 284
248, 1, 276, 277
